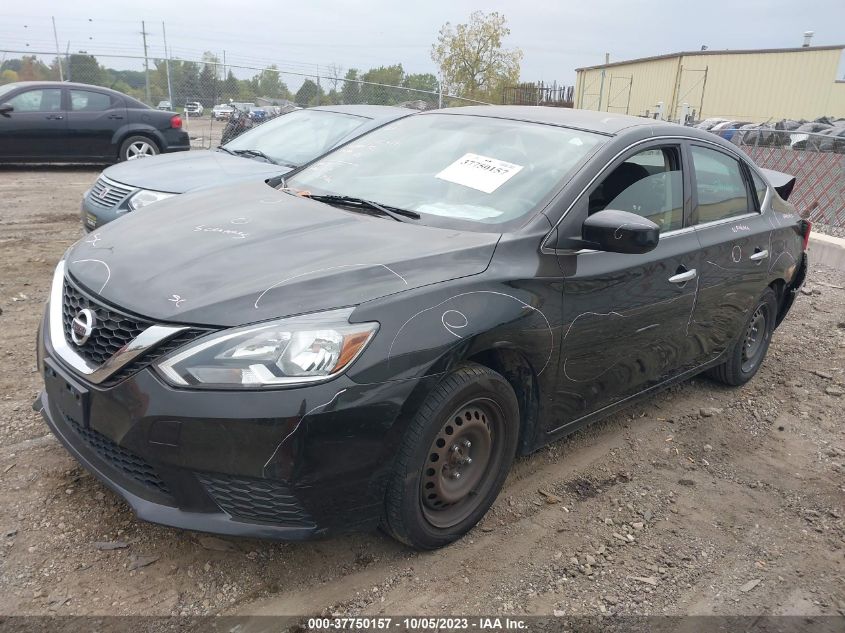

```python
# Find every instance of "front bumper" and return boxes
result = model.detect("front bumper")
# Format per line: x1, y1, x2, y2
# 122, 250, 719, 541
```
81, 192, 126, 231
37, 303, 430, 539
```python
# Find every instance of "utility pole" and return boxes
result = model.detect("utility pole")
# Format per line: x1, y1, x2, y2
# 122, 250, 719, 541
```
51, 16, 63, 81
222, 50, 226, 78
162, 21, 173, 104
141, 21, 151, 104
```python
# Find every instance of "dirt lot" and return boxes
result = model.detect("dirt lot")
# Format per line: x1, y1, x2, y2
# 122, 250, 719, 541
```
0, 166, 843, 619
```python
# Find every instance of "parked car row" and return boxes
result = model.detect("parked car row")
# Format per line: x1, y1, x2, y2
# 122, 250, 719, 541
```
33, 95, 809, 549
695, 116, 845, 153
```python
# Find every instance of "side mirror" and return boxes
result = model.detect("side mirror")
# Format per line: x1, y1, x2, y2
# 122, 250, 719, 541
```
0, 103, 13, 117
555, 209, 660, 254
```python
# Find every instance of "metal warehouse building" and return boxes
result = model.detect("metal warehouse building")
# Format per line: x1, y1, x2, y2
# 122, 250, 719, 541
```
574, 44, 845, 123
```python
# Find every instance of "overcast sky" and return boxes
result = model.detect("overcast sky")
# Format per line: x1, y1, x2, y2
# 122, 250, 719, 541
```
2, 0, 844, 85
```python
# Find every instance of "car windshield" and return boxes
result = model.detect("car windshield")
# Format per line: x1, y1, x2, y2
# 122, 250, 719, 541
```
223, 109, 367, 166
286, 113, 605, 229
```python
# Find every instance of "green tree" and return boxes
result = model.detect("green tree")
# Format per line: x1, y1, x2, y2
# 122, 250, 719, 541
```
295, 79, 322, 106
222, 70, 239, 100
68, 54, 104, 85
199, 62, 218, 106
177, 61, 201, 103
402, 72, 439, 107
0, 69, 19, 85
17, 56, 53, 81
255, 66, 290, 100
431, 11, 522, 102
361, 64, 405, 104
341, 68, 361, 104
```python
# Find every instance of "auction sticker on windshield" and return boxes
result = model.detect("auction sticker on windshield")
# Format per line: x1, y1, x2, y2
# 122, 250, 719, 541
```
436, 153, 523, 194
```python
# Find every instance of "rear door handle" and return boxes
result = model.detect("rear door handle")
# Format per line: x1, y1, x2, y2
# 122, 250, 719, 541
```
46, 114, 63, 120
107, 114, 124, 119
750, 249, 769, 261
669, 268, 697, 284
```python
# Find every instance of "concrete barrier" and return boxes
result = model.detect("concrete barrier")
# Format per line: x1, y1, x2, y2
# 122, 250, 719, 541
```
809, 232, 845, 271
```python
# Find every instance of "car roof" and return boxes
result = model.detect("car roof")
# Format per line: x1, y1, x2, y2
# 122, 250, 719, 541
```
423, 105, 671, 135
4, 80, 127, 95
420, 105, 750, 150
311, 104, 415, 123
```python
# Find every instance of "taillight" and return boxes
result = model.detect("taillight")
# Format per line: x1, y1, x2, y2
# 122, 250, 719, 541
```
800, 219, 812, 251
170, 115, 182, 129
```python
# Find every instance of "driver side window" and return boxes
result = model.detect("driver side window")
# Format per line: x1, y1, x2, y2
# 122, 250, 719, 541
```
588, 146, 684, 233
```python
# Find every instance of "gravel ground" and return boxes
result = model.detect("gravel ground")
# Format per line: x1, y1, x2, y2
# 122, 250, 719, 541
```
0, 166, 843, 619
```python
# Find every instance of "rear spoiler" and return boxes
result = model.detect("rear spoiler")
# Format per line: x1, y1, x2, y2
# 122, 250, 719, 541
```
760, 168, 797, 201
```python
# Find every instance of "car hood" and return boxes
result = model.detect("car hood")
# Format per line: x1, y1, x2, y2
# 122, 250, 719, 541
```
103, 150, 288, 193
66, 181, 500, 327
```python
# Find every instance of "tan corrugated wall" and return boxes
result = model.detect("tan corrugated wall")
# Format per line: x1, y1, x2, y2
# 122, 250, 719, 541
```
575, 48, 845, 122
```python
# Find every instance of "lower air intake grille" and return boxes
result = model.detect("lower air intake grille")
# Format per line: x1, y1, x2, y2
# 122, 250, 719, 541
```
197, 473, 314, 527
64, 414, 171, 495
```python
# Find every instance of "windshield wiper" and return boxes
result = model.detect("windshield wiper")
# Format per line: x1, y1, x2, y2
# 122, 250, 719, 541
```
231, 148, 280, 165
305, 194, 420, 222
216, 145, 236, 155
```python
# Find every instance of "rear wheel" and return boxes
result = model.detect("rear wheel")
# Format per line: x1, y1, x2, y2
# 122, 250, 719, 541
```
707, 287, 778, 386
119, 135, 160, 161
382, 363, 519, 549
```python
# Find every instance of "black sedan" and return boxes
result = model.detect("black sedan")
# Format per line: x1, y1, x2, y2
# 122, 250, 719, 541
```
0, 81, 189, 163
36, 107, 809, 549
79, 105, 414, 230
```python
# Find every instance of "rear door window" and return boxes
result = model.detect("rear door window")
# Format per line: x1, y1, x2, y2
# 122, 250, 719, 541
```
691, 146, 753, 223
70, 90, 114, 112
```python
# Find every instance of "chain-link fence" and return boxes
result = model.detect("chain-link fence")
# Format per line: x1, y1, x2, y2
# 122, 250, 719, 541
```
0, 49, 489, 148
712, 129, 845, 231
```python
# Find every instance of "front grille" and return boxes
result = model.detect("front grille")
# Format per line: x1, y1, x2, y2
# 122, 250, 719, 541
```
62, 278, 151, 367
87, 177, 134, 209
61, 276, 212, 386
64, 414, 171, 495
198, 473, 315, 527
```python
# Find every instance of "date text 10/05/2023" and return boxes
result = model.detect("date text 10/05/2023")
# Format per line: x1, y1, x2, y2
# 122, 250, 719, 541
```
306, 617, 529, 630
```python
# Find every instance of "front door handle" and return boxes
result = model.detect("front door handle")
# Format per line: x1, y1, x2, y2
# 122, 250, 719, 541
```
46, 114, 64, 120
750, 249, 769, 261
107, 114, 124, 119
669, 268, 697, 284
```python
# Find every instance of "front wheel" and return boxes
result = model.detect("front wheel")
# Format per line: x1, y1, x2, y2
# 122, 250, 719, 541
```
119, 136, 160, 161
382, 363, 519, 549
707, 287, 778, 386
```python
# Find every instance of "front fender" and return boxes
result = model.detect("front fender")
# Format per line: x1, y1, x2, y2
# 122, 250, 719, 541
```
348, 280, 558, 386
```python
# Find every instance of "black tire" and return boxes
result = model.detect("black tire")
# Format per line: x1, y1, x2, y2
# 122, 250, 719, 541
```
707, 287, 778, 386
118, 135, 160, 162
382, 363, 519, 549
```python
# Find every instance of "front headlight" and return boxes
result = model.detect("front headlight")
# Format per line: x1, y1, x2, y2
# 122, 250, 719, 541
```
128, 189, 176, 211
155, 308, 378, 389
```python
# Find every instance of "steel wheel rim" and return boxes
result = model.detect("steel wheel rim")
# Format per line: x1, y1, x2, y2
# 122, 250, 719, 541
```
741, 304, 768, 372
127, 141, 156, 160
420, 398, 505, 529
